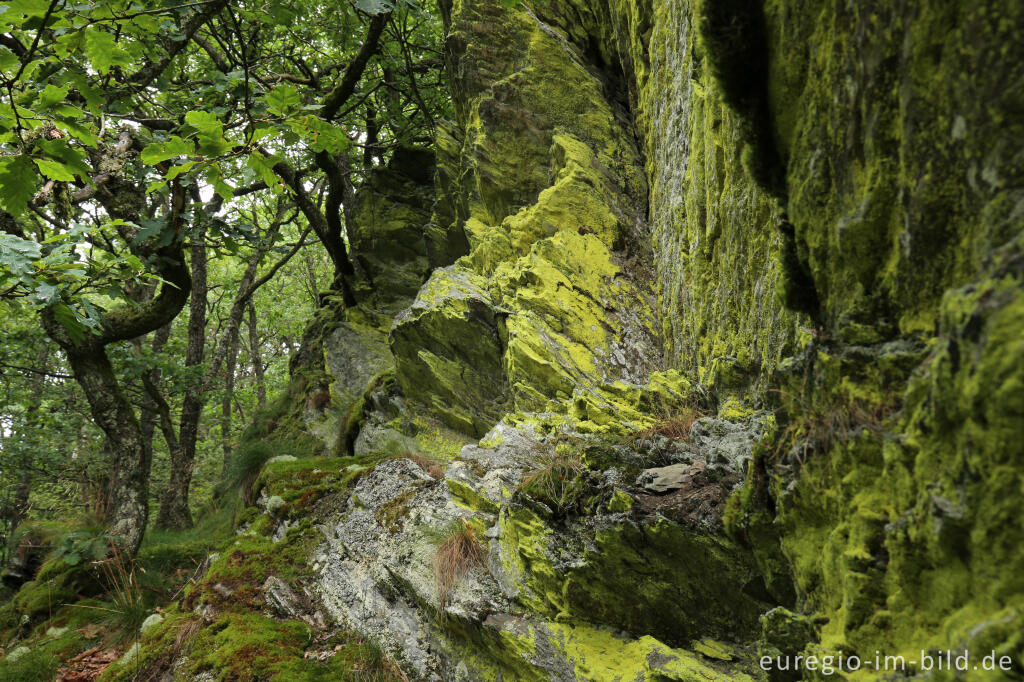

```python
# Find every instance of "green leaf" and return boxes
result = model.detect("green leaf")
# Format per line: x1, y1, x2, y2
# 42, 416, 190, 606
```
266, 84, 300, 114
165, 161, 196, 181
0, 232, 42, 276
69, 73, 103, 115
38, 83, 68, 109
268, 5, 295, 24
34, 157, 75, 181
32, 281, 59, 304
197, 135, 234, 157
2, 0, 52, 23
140, 136, 194, 165
185, 111, 234, 156
84, 28, 128, 75
353, 0, 393, 15
54, 117, 98, 147
184, 110, 223, 136
0, 155, 38, 217
0, 48, 19, 73
132, 218, 166, 245
36, 138, 93, 181
247, 152, 281, 190
52, 303, 87, 343
206, 166, 234, 200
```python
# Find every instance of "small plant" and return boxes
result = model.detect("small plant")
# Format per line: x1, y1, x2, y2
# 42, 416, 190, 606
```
69, 547, 150, 644
220, 440, 280, 506
52, 529, 112, 567
432, 519, 484, 610
98, 551, 150, 641
519, 450, 585, 513
631, 407, 703, 445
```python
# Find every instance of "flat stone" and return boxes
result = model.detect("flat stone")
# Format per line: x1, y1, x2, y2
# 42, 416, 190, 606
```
638, 461, 705, 493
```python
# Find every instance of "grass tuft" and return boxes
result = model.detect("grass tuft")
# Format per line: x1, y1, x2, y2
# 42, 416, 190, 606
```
519, 450, 585, 513
432, 520, 484, 610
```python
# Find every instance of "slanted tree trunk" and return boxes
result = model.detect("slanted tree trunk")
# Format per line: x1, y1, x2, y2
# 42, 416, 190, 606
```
39, 182, 192, 554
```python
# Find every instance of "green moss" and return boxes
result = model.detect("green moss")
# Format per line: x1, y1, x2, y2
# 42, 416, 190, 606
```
182, 526, 321, 613
113, 610, 395, 679
496, 500, 770, 648
0, 560, 98, 634
390, 266, 512, 436
547, 622, 759, 681
411, 416, 474, 461
188, 613, 312, 681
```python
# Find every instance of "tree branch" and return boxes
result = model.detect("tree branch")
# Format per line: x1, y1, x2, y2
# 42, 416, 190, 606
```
321, 12, 389, 120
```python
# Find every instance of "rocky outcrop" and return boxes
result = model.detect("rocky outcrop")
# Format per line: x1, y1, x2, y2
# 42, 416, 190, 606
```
310, 415, 775, 680
92, 0, 1024, 679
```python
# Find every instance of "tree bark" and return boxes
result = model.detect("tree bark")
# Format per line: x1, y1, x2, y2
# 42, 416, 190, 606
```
156, 230, 207, 529
248, 300, 266, 410
45, 337, 155, 554
39, 181, 192, 554
139, 323, 173, 463
219, 302, 244, 473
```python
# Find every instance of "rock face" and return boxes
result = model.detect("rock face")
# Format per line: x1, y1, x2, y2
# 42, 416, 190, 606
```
101, 0, 1023, 679
312, 421, 773, 680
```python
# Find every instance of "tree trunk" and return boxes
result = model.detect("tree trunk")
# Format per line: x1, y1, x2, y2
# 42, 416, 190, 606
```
37, 172, 192, 555
62, 344, 152, 554
219, 306, 243, 473
135, 324, 171, 503
248, 300, 266, 410
156, 232, 208, 529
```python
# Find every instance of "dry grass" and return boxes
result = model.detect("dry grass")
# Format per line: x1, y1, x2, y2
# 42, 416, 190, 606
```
770, 388, 900, 493
631, 408, 704, 445
432, 520, 484, 610
69, 547, 149, 643
519, 451, 585, 511
389, 453, 444, 480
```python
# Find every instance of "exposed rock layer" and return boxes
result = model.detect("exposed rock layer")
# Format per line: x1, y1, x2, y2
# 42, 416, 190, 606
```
82, 0, 1024, 679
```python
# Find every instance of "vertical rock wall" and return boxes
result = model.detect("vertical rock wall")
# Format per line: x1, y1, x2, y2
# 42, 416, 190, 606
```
152, 1, 1024, 680
394, 0, 1024, 674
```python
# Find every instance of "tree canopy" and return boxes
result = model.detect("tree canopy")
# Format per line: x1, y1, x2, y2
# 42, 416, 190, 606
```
0, 0, 449, 553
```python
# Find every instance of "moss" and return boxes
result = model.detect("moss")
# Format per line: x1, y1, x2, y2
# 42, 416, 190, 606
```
335, 371, 390, 457
693, 0, 785, 197
393, 0, 662, 437
496, 501, 771, 648
105, 608, 401, 682
187, 613, 312, 681
0, 560, 98, 634
410, 416, 474, 461
390, 266, 512, 436
547, 622, 760, 681
182, 525, 321, 613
